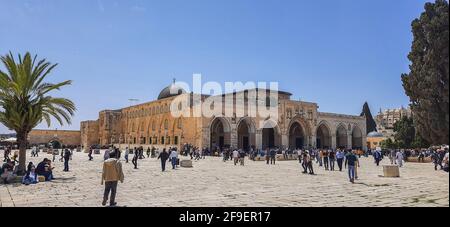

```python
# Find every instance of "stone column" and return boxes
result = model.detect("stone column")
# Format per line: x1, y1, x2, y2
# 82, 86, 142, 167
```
282, 134, 289, 149
331, 133, 337, 150
230, 124, 238, 149
256, 129, 263, 150
347, 132, 353, 149
310, 134, 317, 149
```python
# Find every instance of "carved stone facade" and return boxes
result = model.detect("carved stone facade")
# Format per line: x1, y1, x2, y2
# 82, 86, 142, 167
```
80, 84, 367, 151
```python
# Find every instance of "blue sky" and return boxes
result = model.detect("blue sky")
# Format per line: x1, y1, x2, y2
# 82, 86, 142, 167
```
0, 0, 430, 133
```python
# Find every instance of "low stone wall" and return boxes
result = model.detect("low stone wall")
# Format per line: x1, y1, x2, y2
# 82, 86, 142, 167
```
406, 157, 432, 163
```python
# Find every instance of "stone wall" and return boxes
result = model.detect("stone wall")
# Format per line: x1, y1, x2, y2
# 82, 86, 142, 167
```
28, 129, 81, 147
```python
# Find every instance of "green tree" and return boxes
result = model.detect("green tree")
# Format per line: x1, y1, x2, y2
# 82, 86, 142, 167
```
0, 52, 76, 174
402, 0, 449, 145
360, 102, 378, 133
393, 116, 416, 149
412, 134, 430, 149
380, 138, 395, 149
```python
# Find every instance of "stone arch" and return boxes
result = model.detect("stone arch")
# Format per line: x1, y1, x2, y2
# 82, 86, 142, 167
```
336, 123, 348, 149
261, 119, 282, 149
352, 125, 363, 149
236, 117, 256, 151
316, 121, 332, 149
210, 117, 232, 150
48, 138, 63, 149
287, 116, 311, 149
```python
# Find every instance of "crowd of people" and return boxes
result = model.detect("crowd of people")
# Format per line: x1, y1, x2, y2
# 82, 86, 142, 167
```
1, 142, 448, 207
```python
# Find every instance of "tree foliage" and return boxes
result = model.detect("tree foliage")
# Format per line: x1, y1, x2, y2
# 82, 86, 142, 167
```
402, 0, 449, 145
0, 52, 76, 173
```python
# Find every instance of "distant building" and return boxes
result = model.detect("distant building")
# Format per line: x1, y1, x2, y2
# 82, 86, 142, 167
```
375, 107, 412, 138
366, 131, 386, 150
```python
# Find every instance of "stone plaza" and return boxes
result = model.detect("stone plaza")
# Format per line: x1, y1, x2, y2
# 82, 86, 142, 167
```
0, 151, 448, 207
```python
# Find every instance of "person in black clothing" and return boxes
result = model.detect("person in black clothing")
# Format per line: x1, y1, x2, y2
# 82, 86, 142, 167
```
88, 148, 93, 161
132, 150, 139, 169
63, 149, 71, 172
270, 149, 276, 165
329, 150, 336, 171
323, 150, 329, 171
36, 158, 53, 181
146, 147, 151, 158
158, 149, 169, 172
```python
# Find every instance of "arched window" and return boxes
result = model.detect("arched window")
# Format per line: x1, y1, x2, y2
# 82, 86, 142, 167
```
164, 119, 169, 130
177, 118, 182, 129
152, 121, 156, 131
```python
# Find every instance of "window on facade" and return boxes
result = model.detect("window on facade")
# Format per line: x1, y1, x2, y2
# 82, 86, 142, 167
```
142, 137, 146, 144
161, 137, 165, 145
154, 137, 158, 145
174, 136, 179, 145
177, 119, 182, 129
164, 119, 169, 130
133, 137, 136, 144
166, 136, 171, 145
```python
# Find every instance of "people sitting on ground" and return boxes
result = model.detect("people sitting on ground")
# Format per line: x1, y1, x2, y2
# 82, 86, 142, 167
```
22, 162, 39, 185
36, 158, 54, 181
1, 160, 17, 184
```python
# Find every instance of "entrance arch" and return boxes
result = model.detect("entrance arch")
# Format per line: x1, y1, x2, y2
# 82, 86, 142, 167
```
316, 122, 331, 149
49, 140, 62, 149
261, 120, 281, 149
210, 117, 231, 150
352, 126, 363, 149
336, 124, 348, 149
289, 122, 306, 149
237, 118, 256, 151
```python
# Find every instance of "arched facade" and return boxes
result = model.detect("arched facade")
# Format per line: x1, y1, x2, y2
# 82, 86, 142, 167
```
82, 85, 367, 151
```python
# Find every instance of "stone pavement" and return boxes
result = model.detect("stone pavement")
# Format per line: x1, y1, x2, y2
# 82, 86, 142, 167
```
1, 151, 448, 207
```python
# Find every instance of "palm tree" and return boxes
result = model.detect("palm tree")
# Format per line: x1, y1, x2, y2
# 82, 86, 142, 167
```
0, 52, 76, 174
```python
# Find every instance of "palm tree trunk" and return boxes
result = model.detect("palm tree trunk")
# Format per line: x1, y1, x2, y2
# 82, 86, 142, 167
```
16, 131, 28, 175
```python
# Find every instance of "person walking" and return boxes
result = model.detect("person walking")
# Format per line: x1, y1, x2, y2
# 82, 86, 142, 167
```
322, 150, 329, 171
63, 149, 71, 172
336, 149, 345, 171
431, 150, 441, 171
146, 147, 151, 158
132, 149, 139, 169
169, 149, 178, 170
345, 150, 359, 183
270, 149, 276, 165
265, 148, 270, 165
307, 151, 315, 175
301, 151, 308, 174
88, 148, 94, 161
101, 150, 124, 207
329, 149, 336, 171
233, 149, 240, 166
389, 150, 396, 165
239, 149, 246, 166
396, 150, 404, 167
373, 149, 382, 166
158, 149, 169, 172
124, 148, 129, 163
104, 148, 111, 161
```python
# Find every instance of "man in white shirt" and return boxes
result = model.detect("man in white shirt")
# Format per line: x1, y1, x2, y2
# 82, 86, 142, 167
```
233, 149, 240, 166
